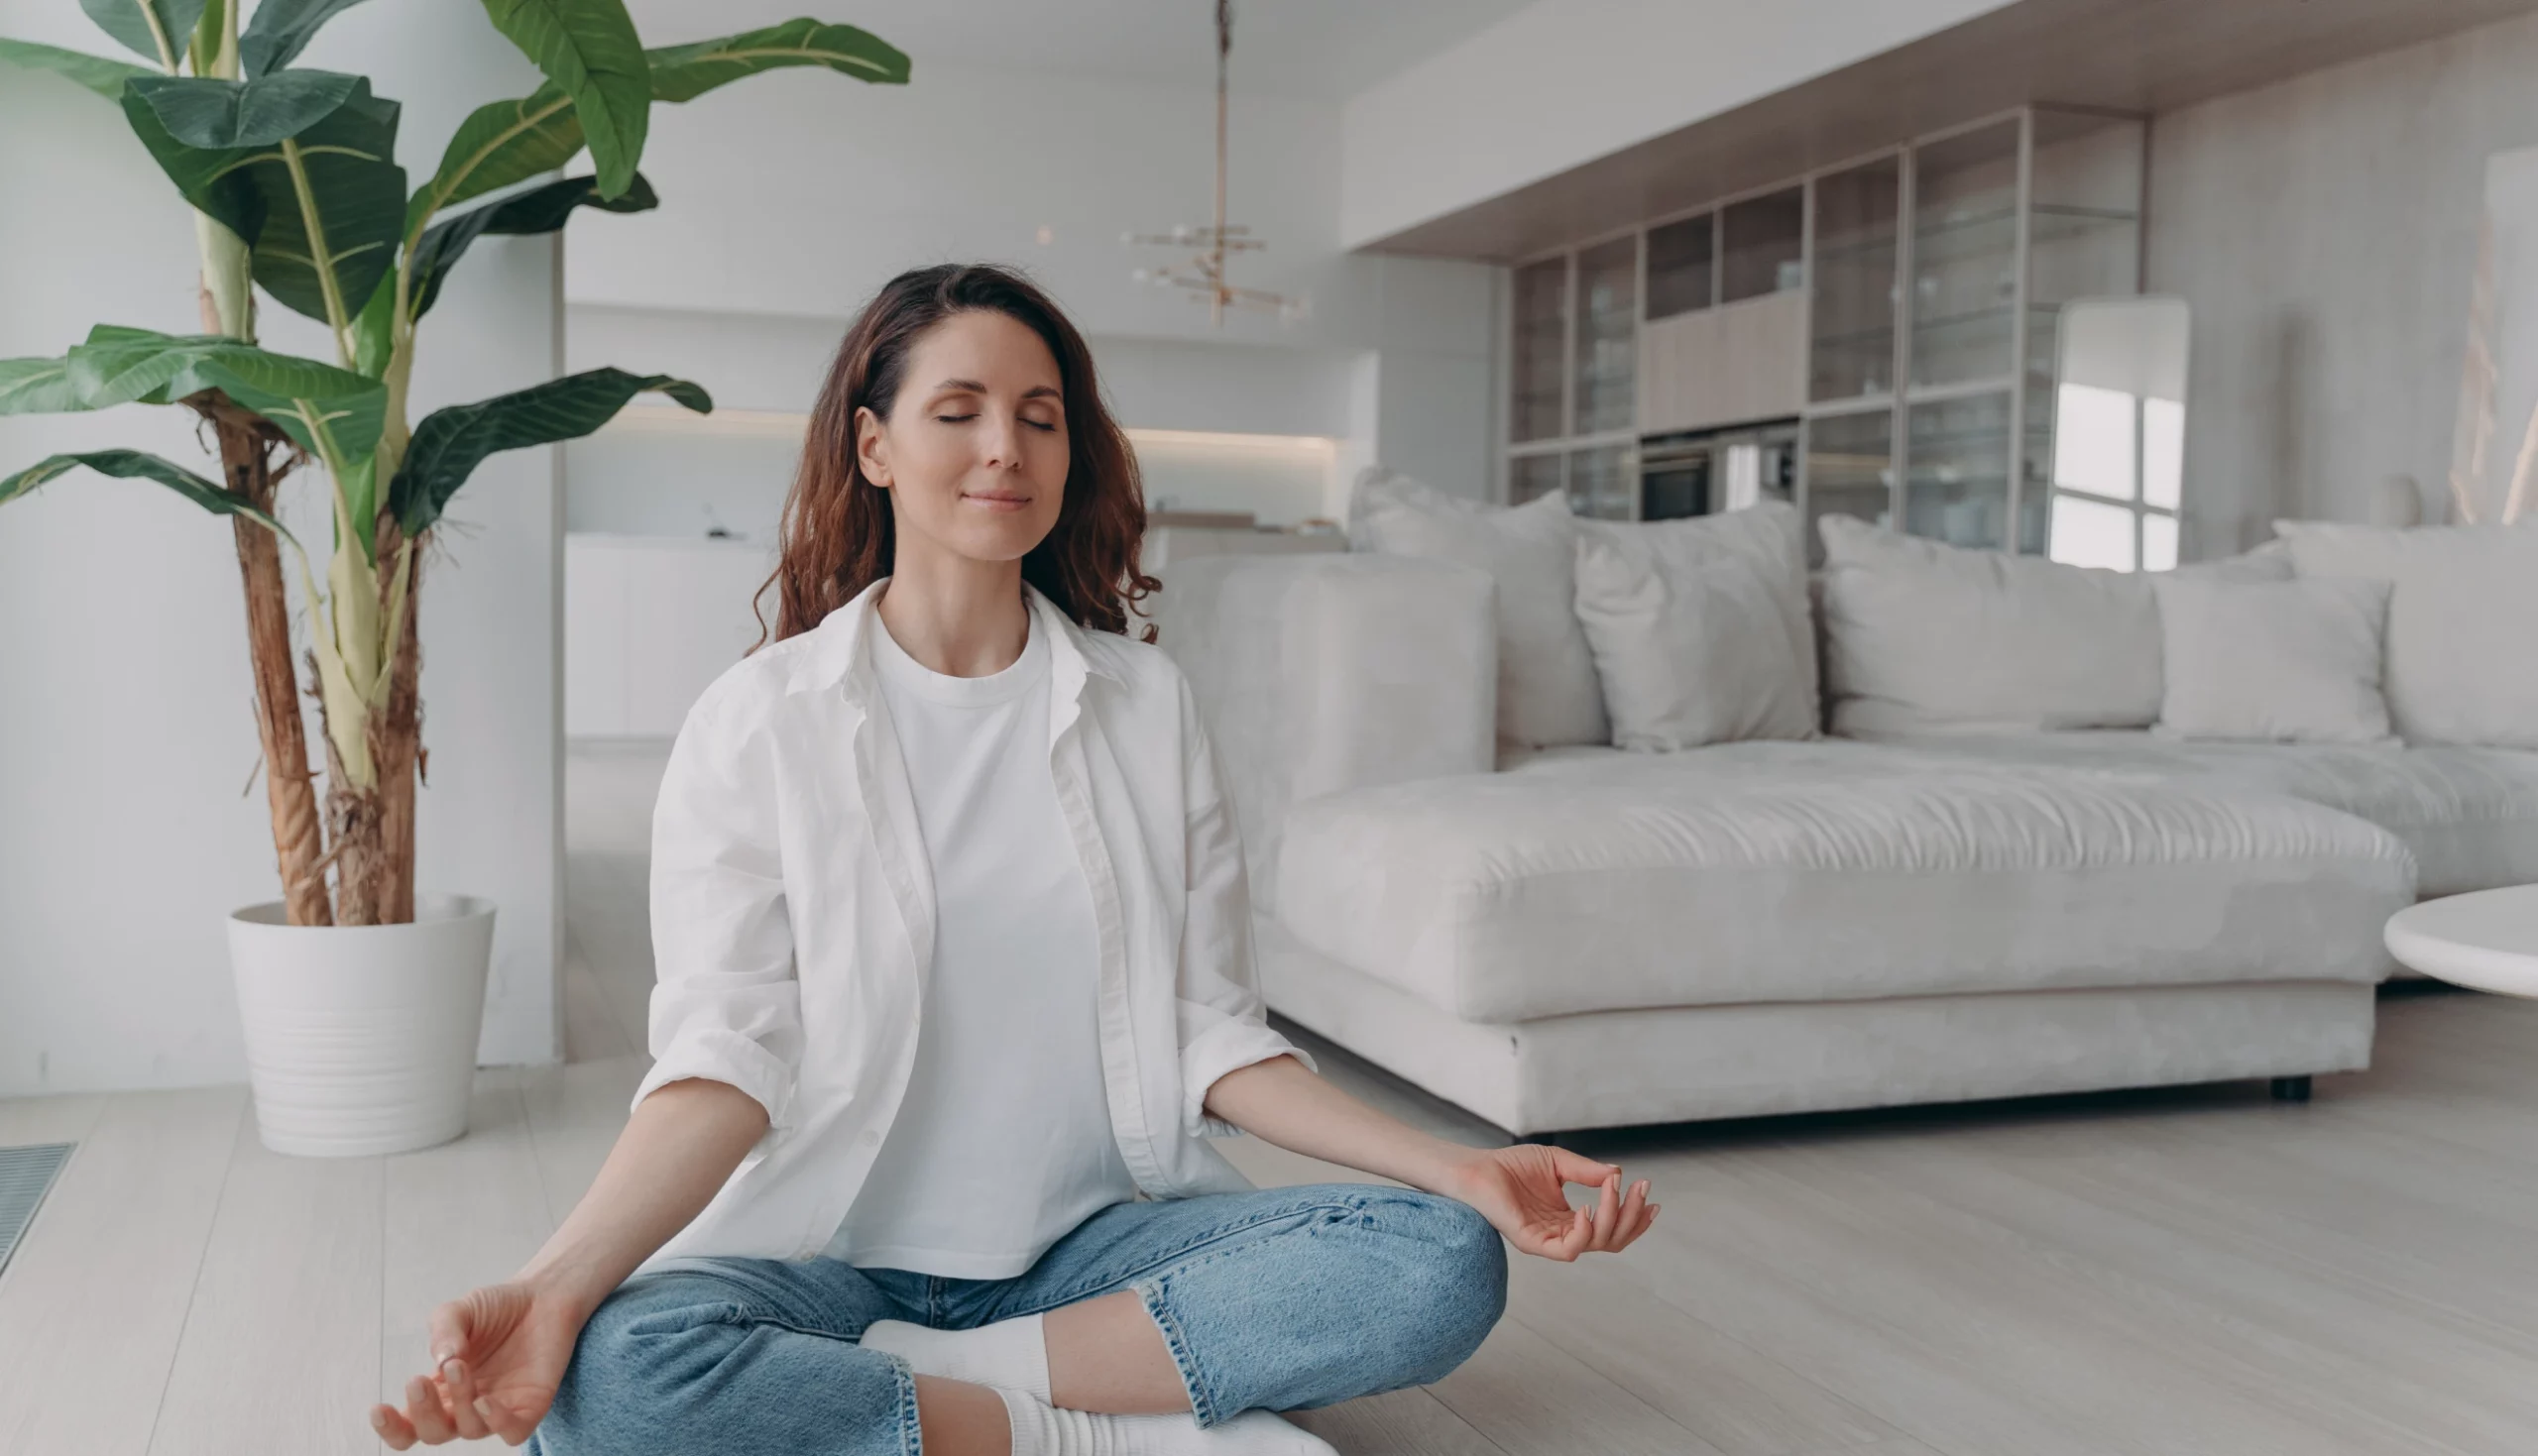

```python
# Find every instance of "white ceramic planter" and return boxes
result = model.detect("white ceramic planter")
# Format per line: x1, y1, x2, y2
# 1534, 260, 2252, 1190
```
226, 893, 497, 1157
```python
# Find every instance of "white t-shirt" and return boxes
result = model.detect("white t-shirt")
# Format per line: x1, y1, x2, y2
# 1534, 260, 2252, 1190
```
821, 603, 1137, 1278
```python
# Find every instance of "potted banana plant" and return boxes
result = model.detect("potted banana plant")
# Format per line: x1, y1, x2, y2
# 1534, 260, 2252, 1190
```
0, 0, 906, 1156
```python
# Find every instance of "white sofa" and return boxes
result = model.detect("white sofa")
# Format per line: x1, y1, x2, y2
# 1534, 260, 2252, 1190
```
1153, 544, 2538, 1140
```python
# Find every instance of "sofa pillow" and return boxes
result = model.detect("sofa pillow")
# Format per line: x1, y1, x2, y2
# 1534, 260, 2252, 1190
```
2151, 574, 2395, 744
2272, 520, 2538, 748
1346, 467, 1607, 748
1816, 515, 2288, 735
1572, 502, 1819, 751
1817, 515, 2156, 734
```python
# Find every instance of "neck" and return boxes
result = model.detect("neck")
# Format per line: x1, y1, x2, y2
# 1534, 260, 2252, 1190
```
875, 547, 1031, 680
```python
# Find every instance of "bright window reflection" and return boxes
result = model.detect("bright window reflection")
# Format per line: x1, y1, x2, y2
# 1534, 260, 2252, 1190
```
2053, 383, 2136, 501
2142, 397, 2184, 510
2142, 512, 2179, 572
2049, 494, 2136, 571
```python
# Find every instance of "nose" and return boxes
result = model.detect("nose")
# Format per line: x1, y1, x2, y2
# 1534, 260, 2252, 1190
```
982, 410, 1028, 471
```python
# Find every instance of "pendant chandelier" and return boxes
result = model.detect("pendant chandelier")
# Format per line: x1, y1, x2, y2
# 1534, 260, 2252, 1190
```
1123, 0, 1298, 325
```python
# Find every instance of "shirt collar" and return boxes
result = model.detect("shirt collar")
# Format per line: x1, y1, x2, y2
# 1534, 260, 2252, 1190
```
782, 572, 1123, 702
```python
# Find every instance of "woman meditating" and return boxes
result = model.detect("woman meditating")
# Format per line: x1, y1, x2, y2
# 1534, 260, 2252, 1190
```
369, 263, 1658, 1456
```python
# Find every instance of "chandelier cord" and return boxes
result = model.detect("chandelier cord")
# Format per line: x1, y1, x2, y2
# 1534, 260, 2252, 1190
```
1213, 0, 1231, 325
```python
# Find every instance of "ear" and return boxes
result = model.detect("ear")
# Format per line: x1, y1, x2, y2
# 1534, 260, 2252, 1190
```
854, 404, 892, 489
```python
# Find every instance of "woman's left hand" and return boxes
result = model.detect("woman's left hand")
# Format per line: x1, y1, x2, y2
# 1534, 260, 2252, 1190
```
1439, 1144, 1658, 1261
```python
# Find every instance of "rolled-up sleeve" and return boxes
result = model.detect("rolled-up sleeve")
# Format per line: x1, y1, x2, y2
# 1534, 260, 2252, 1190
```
628, 685, 806, 1134
1172, 672, 1314, 1138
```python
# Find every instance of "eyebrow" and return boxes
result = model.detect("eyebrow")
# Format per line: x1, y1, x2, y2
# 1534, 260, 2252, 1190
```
932, 378, 1063, 401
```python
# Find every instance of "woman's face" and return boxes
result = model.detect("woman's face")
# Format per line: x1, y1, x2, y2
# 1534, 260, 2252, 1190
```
856, 309, 1070, 567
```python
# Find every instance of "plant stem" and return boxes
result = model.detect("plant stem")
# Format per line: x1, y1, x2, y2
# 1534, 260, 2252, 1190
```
140, 1, 178, 72
279, 137, 355, 368
210, 408, 334, 927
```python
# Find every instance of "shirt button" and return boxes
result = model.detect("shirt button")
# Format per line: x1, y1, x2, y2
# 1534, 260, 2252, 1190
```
859, 1129, 879, 1148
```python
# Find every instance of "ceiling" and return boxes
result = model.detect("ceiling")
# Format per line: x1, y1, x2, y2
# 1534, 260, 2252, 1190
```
625, 0, 1537, 100
1364, 0, 2538, 261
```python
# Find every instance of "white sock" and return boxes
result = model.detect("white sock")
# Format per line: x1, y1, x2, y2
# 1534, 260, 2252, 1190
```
864, 1314, 1052, 1401
993, 1389, 1333, 1456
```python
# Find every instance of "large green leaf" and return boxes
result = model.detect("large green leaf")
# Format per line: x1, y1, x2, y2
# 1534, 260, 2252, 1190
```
393, 368, 708, 535
474, 0, 648, 199
238, 0, 373, 77
0, 357, 83, 415
128, 69, 360, 146
0, 37, 153, 99
123, 73, 405, 328
404, 15, 909, 239
60, 325, 227, 406
173, 352, 386, 465
0, 449, 290, 542
121, 87, 267, 249
646, 19, 908, 102
62, 327, 385, 461
78, 0, 206, 67
408, 82, 583, 237
405, 171, 655, 324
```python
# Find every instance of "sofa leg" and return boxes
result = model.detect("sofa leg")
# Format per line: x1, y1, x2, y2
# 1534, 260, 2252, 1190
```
2269, 1075, 2313, 1103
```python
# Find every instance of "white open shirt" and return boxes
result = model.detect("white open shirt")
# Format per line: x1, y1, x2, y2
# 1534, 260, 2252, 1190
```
630, 573, 1307, 1277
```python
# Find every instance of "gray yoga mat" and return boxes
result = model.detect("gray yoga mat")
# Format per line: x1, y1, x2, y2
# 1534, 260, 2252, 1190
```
0, 1143, 73, 1280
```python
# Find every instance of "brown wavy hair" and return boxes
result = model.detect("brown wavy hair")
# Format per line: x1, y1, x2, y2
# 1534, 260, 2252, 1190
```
749, 263, 1159, 653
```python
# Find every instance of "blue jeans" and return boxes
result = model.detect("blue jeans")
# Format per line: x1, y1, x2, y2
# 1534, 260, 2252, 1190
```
526, 1183, 1507, 1455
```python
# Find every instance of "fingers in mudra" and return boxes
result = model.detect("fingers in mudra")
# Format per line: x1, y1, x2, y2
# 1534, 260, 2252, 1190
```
1528, 1144, 1659, 1260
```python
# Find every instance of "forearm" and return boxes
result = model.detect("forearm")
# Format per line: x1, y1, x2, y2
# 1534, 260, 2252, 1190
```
1200, 1054, 1487, 1197
513, 1076, 770, 1321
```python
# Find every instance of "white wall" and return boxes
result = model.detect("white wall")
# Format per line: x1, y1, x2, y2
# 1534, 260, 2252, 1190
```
2146, 8, 2538, 549
0, 0, 564, 1094
1338, 0, 2016, 250
558, 56, 1500, 504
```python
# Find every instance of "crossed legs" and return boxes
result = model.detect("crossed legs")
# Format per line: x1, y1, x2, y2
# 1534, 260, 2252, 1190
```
527, 1184, 1507, 1455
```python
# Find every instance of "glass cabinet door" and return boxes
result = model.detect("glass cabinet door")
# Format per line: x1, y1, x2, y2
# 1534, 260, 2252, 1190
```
1567, 443, 1634, 520
1909, 119, 2022, 390
1646, 213, 1714, 320
1511, 258, 1568, 444
1802, 407, 1894, 564
2026, 109, 2144, 314
1508, 451, 1562, 507
1572, 237, 1638, 436
1809, 157, 1900, 401
1904, 391, 2012, 549
2019, 377, 2055, 554
1721, 186, 1804, 303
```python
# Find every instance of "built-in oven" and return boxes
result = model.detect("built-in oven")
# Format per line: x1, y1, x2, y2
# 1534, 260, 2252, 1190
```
1638, 419, 1800, 521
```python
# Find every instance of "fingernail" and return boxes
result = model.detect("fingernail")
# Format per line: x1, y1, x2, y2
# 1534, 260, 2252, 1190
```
441, 1357, 461, 1381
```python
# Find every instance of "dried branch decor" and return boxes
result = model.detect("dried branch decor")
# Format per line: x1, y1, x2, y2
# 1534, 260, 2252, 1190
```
2449, 209, 2538, 525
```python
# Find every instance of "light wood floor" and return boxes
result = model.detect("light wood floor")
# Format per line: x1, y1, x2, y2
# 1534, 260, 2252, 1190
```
3, 743, 2533, 1455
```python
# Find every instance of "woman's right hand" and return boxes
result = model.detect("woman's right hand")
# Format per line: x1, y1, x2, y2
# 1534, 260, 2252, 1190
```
371, 1280, 586, 1448
366, 1076, 771, 1446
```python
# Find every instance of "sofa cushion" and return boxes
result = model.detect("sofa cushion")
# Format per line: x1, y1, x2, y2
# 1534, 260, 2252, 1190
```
1570, 502, 1818, 750
1276, 738, 2411, 1023
2151, 574, 2396, 744
1817, 516, 2291, 735
1345, 466, 1608, 750
1839, 729, 2538, 899
2272, 520, 2538, 749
